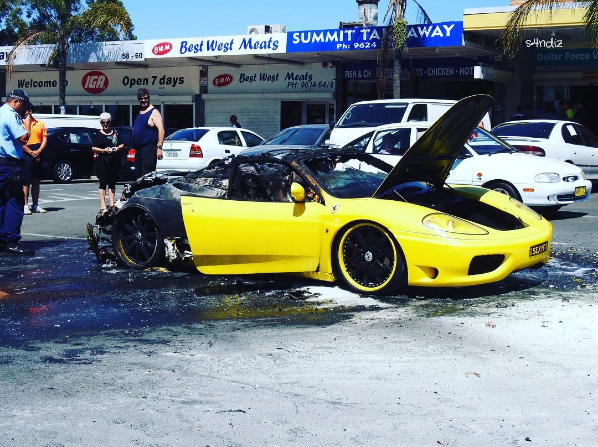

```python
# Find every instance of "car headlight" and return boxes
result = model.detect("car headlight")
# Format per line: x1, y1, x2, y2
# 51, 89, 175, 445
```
534, 173, 560, 183
422, 213, 489, 235
562, 175, 580, 182
509, 197, 542, 220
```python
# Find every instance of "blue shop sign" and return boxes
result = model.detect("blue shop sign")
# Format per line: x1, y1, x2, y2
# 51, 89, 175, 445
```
536, 48, 598, 70
287, 21, 463, 53
407, 57, 487, 78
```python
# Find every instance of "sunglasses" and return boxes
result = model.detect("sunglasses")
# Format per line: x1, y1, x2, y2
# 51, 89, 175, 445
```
100, 121, 110, 125
137, 96, 150, 102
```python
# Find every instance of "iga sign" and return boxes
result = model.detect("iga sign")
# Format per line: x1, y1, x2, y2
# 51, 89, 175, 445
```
145, 33, 287, 59
82, 71, 109, 94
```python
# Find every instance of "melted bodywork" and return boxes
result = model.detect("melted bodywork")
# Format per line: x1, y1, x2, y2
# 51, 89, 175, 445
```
87, 95, 552, 295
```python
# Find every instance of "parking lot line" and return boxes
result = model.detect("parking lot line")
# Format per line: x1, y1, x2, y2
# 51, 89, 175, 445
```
21, 232, 87, 240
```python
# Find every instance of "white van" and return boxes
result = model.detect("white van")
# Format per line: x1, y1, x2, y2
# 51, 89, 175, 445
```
328, 98, 491, 148
33, 113, 101, 130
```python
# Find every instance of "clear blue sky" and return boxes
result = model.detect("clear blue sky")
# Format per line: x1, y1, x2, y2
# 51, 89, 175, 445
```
126, 0, 501, 40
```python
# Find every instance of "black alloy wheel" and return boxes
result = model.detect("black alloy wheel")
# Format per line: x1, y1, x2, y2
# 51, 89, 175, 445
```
113, 210, 165, 268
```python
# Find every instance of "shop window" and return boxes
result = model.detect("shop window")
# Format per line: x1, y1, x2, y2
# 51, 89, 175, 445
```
80, 105, 102, 116
54, 105, 77, 114
105, 105, 130, 126
164, 104, 193, 129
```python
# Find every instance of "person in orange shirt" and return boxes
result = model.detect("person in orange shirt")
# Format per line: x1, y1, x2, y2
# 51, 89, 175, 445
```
22, 106, 48, 214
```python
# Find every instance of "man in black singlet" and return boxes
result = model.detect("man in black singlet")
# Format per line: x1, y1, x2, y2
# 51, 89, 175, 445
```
132, 88, 165, 178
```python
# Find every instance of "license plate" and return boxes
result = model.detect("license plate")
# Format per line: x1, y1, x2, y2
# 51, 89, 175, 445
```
574, 186, 586, 197
165, 151, 178, 158
529, 241, 548, 257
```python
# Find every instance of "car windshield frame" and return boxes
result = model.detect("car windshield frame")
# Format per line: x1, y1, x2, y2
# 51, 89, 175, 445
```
467, 127, 517, 155
336, 103, 409, 128
166, 128, 209, 142
263, 126, 327, 146
301, 153, 392, 199
491, 122, 556, 139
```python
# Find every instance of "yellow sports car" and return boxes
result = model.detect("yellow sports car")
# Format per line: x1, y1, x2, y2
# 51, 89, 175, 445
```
87, 95, 552, 294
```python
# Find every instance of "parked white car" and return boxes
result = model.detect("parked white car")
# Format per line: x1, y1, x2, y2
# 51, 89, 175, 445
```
157, 127, 263, 172
490, 120, 598, 180
343, 122, 592, 211
328, 98, 457, 148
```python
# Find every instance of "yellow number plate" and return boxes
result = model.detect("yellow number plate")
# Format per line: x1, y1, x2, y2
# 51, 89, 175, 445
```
529, 241, 548, 257
575, 186, 586, 197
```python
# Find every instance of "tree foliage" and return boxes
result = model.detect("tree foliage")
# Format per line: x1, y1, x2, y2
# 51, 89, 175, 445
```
378, 0, 431, 99
7, 0, 134, 109
499, 0, 598, 58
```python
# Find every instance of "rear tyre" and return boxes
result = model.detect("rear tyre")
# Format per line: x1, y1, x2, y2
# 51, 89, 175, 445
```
333, 222, 406, 294
489, 181, 520, 201
53, 160, 74, 183
112, 210, 165, 268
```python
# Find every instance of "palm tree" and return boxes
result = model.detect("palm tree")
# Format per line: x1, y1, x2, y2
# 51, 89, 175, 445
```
499, 0, 598, 58
379, 0, 431, 98
8, 0, 134, 112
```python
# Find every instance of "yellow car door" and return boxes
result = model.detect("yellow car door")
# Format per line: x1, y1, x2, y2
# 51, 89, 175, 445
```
181, 161, 326, 275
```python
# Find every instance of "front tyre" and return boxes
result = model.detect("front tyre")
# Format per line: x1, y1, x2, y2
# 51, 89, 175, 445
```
334, 222, 406, 294
112, 210, 165, 268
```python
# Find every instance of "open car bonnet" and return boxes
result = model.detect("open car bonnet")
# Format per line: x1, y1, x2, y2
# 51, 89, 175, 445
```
373, 94, 495, 197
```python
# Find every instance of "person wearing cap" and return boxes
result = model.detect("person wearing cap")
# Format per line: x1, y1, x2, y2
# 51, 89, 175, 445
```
0, 89, 34, 255
22, 105, 48, 215
91, 112, 123, 211
132, 88, 164, 178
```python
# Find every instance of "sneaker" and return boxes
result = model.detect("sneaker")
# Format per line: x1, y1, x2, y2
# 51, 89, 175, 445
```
23, 205, 32, 215
3, 243, 35, 256
31, 205, 47, 213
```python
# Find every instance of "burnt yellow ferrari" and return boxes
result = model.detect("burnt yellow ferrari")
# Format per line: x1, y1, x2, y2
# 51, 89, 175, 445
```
88, 95, 552, 294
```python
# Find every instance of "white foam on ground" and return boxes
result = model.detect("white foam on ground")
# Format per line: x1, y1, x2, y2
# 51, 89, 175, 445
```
299, 285, 393, 308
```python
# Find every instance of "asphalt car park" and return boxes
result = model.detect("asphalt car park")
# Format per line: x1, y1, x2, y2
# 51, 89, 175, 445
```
1, 179, 598, 446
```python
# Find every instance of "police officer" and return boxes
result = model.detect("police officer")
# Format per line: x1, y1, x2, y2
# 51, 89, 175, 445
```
0, 89, 34, 255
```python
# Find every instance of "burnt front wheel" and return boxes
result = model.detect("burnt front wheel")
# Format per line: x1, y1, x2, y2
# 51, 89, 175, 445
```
334, 222, 406, 294
112, 210, 164, 268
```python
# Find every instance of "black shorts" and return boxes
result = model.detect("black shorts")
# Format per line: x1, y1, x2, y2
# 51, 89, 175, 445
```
22, 144, 43, 184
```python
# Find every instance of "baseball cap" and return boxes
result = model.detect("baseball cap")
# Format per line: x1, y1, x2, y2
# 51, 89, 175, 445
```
8, 88, 30, 103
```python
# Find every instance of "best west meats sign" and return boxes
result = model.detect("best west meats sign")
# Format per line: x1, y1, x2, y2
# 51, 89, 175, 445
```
209, 64, 335, 93
145, 34, 287, 58
287, 22, 463, 52
7, 66, 199, 97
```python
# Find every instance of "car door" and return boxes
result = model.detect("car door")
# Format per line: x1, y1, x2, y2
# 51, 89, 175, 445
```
446, 146, 475, 186
368, 127, 414, 166
50, 128, 95, 177
215, 130, 244, 158
239, 130, 263, 148
181, 160, 326, 274
560, 123, 592, 174
577, 125, 598, 178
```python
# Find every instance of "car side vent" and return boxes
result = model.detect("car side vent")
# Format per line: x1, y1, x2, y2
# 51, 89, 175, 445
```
468, 254, 505, 276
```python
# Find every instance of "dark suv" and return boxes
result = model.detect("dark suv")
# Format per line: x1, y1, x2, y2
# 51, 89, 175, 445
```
43, 127, 99, 183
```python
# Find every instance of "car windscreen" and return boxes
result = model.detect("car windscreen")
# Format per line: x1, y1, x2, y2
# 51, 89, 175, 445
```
336, 103, 408, 128
166, 128, 209, 142
467, 128, 515, 155
263, 127, 325, 145
491, 122, 555, 139
303, 154, 390, 198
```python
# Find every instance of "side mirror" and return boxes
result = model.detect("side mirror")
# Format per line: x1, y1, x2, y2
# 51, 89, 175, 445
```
290, 182, 305, 202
